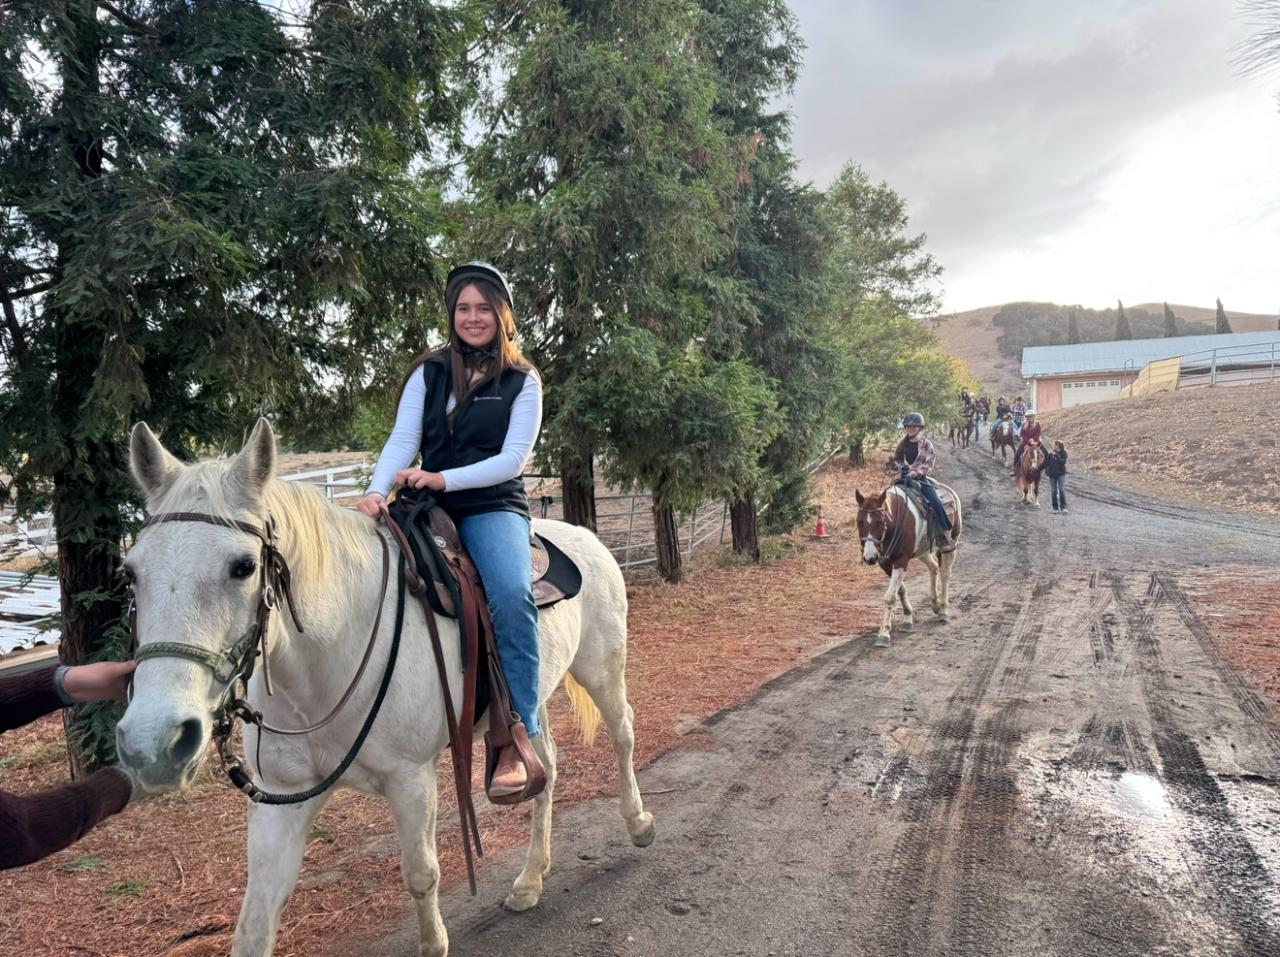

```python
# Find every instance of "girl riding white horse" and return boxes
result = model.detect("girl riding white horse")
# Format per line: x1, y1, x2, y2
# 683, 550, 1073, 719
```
116, 420, 654, 957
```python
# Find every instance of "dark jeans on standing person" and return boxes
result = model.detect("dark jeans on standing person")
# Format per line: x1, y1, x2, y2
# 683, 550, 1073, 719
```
901, 477, 952, 532
1050, 475, 1067, 511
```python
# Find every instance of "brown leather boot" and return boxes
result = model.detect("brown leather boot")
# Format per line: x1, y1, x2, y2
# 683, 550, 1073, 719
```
489, 745, 528, 798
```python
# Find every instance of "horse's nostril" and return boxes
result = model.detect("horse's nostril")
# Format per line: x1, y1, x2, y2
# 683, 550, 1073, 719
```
168, 718, 206, 767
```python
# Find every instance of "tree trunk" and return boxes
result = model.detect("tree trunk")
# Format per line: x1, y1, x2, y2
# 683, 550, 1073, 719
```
848, 436, 866, 468
729, 489, 760, 562
560, 451, 597, 531
54, 2, 125, 778
652, 501, 682, 584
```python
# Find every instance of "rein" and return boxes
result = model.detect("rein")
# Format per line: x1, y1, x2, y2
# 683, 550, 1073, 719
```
131, 511, 397, 805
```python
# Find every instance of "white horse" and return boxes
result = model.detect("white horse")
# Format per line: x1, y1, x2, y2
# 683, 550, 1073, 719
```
116, 420, 655, 957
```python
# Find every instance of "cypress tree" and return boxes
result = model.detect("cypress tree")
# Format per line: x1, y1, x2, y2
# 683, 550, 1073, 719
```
1216, 298, 1233, 333
1114, 300, 1133, 340
1067, 308, 1082, 344
1164, 302, 1179, 337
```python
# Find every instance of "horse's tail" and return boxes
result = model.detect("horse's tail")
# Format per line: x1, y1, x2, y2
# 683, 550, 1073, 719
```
563, 672, 603, 746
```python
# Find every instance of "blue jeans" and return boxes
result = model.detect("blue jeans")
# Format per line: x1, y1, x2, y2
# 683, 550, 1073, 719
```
1050, 475, 1067, 511
458, 510, 541, 737
901, 478, 952, 531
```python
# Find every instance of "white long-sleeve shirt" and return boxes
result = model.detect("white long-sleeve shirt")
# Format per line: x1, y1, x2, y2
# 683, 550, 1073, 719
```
368, 366, 542, 498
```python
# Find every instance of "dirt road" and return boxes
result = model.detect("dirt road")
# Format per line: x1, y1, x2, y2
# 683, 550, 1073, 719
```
366, 449, 1280, 957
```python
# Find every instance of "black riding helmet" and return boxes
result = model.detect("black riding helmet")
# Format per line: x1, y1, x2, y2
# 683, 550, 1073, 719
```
445, 261, 514, 308
901, 412, 925, 428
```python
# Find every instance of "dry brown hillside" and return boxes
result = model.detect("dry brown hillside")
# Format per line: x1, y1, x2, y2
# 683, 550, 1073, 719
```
935, 302, 1277, 398
931, 305, 1023, 396
1131, 303, 1277, 332
1040, 382, 1280, 518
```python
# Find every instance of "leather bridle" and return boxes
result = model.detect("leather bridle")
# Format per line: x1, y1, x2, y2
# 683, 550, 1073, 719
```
130, 510, 392, 799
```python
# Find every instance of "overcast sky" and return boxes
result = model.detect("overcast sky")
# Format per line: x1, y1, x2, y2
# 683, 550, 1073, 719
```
785, 0, 1280, 315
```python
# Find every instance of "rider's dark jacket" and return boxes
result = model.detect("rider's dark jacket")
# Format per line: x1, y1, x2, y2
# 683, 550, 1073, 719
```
419, 354, 531, 521
1037, 449, 1068, 478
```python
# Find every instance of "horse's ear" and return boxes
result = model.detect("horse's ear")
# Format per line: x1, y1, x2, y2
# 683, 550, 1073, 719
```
130, 422, 183, 503
855, 489, 865, 506
230, 418, 277, 502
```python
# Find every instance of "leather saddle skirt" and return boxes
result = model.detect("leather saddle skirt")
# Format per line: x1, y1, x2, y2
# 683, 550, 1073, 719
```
389, 493, 583, 621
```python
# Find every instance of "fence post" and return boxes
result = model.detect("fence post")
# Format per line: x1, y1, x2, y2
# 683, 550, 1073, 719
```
1271, 343, 1276, 382
623, 495, 637, 567
719, 502, 728, 545
1210, 349, 1218, 385
687, 505, 698, 558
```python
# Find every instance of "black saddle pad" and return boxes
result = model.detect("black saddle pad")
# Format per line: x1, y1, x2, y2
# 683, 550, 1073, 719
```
532, 533, 583, 609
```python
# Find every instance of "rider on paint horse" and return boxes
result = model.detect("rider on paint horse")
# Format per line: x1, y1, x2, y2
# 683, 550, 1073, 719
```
1013, 410, 1043, 466
889, 413, 956, 552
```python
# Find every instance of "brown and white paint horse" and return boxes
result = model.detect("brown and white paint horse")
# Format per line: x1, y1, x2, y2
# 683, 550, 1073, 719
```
991, 417, 1018, 463
856, 482, 963, 648
1015, 438, 1046, 505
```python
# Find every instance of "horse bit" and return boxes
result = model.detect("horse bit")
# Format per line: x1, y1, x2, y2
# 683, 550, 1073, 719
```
129, 511, 390, 796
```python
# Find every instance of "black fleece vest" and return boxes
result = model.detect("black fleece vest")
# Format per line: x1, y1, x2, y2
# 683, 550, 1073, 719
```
419, 356, 531, 521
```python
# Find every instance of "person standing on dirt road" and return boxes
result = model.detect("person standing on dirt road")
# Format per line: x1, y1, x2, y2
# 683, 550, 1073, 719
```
1035, 441, 1069, 513
1, 661, 139, 869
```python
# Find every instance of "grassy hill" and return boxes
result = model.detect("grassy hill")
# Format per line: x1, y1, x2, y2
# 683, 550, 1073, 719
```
1039, 381, 1280, 518
935, 301, 1277, 397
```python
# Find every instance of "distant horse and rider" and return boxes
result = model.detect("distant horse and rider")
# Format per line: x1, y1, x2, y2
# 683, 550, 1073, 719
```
856, 413, 962, 647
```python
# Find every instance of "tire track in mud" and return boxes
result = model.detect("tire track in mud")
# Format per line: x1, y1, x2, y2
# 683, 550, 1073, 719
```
1112, 573, 1280, 957
862, 451, 1044, 956
1153, 574, 1280, 762
1071, 483, 1280, 542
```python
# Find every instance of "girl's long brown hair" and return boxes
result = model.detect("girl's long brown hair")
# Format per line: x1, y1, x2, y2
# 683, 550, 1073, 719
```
400, 277, 538, 411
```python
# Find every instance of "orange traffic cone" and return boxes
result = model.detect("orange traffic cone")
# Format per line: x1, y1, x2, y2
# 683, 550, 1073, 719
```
814, 504, 830, 538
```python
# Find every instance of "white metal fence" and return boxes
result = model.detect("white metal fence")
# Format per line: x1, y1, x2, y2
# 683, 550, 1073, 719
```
1176, 340, 1280, 389
1, 446, 841, 656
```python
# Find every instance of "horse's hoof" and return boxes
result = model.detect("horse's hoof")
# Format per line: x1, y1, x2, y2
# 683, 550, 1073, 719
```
901, 616, 914, 627
629, 813, 657, 848
503, 888, 542, 913
874, 633, 891, 648
938, 608, 952, 620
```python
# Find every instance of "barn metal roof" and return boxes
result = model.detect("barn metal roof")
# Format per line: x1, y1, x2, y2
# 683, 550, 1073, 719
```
1021, 330, 1280, 378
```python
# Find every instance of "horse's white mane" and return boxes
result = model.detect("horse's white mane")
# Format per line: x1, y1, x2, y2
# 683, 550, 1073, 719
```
151, 459, 377, 594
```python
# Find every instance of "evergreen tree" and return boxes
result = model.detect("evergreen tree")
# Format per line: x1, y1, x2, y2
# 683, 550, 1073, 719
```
1216, 298, 1233, 333
466, 0, 735, 537
1114, 300, 1133, 340
693, 0, 839, 558
1067, 308, 1082, 344
1164, 302, 1179, 337
0, 1, 474, 767
823, 168, 956, 468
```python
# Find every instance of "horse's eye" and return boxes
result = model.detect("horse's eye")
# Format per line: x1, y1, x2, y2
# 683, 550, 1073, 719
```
230, 558, 258, 580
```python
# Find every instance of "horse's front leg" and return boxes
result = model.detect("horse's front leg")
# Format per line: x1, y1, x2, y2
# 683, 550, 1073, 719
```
232, 793, 334, 957
920, 551, 942, 615
386, 767, 448, 957
876, 567, 905, 648
898, 582, 914, 627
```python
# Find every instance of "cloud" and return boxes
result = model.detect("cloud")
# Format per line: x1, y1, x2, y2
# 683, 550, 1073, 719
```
784, 0, 1279, 310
